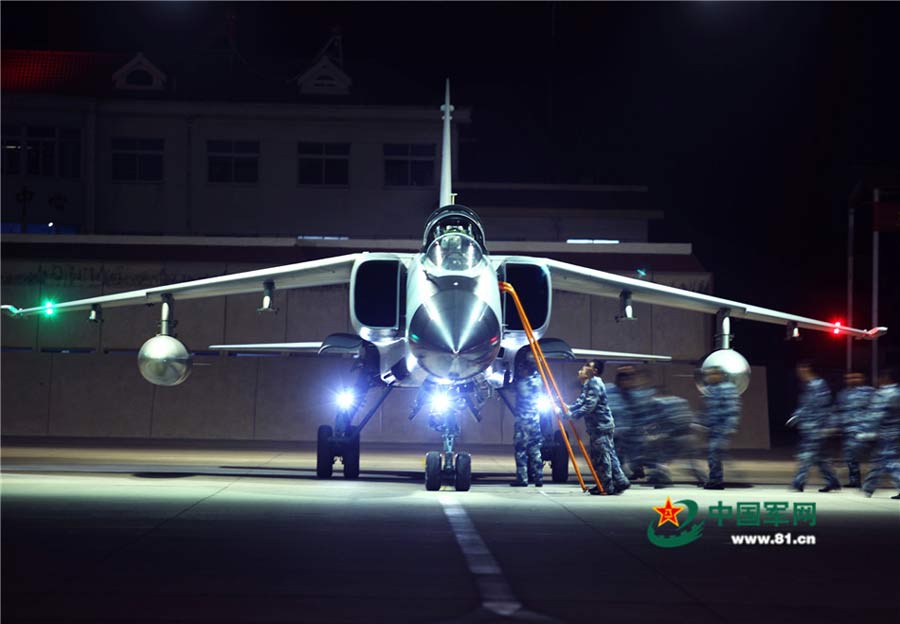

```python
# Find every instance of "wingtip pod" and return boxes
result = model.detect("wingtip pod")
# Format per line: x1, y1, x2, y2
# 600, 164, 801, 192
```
1, 304, 21, 317
866, 326, 889, 339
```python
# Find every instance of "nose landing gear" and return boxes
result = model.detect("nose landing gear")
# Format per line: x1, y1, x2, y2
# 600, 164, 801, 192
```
425, 450, 472, 492
423, 416, 472, 491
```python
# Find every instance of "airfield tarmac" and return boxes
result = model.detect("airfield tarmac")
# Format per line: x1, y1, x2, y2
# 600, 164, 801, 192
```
2, 441, 898, 624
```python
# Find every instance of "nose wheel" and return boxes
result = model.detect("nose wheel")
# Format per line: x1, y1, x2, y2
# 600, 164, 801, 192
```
424, 451, 472, 491
425, 451, 442, 491
455, 452, 472, 491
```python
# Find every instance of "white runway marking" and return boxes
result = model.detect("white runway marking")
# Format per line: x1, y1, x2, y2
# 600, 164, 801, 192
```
438, 494, 522, 617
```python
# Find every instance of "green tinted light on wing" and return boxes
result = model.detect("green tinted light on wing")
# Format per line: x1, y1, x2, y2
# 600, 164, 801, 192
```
43, 301, 55, 316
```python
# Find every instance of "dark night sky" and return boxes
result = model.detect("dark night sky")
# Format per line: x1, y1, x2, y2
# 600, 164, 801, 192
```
3, 2, 900, 423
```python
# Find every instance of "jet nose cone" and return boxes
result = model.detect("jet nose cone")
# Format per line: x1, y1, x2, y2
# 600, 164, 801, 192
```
409, 290, 501, 380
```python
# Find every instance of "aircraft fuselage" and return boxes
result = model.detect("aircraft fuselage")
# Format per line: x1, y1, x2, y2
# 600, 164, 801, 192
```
406, 232, 502, 382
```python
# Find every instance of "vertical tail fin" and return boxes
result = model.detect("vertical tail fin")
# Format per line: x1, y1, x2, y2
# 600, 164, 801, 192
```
439, 78, 454, 208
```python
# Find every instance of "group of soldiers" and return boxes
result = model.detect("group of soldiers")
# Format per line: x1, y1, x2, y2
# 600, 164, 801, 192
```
509, 352, 742, 494
787, 362, 900, 498
510, 351, 900, 499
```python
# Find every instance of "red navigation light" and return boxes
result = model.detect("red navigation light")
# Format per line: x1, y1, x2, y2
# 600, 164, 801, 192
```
833, 321, 842, 336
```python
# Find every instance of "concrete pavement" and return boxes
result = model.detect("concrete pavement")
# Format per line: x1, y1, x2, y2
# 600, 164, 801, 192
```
2, 441, 898, 623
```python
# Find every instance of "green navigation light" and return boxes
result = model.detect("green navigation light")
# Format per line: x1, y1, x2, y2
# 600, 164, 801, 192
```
43, 301, 55, 316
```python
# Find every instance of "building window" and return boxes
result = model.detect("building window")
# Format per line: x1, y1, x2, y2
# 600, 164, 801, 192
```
314, 74, 337, 89
58, 128, 81, 178
1, 126, 81, 178
384, 143, 435, 187
2, 125, 22, 175
111, 137, 164, 182
125, 69, 154, 87
207, 140, 259, 184
26, 127, 56, 177
298, 142, 349, 185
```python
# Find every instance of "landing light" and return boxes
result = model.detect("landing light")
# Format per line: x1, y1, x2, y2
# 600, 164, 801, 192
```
431, 392, 451, 413
336, 389, 355, 410
536, 395, 553, 413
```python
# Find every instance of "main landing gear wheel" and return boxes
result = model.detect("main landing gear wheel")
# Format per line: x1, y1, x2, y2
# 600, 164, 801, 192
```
551, 430, 570, 484
316, 424, 334, 479
425, 451, 442, 491
343, 426, 361, 479
454, 452, 472, 492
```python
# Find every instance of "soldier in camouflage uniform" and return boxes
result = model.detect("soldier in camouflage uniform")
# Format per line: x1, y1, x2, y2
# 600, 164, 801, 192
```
647, 393, 706, 487
608, 366, 636, 476
701, 366, 741, 490
787, 361, 841, 492
626, 369, 658, 481
831, 372, 875, 488
510, 353, 545, 487
862, 368, 900, 499
565, 360, 630, 495
642, 395, 675, 487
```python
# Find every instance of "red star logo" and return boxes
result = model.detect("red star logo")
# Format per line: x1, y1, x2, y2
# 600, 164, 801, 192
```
653, 497, 684, 528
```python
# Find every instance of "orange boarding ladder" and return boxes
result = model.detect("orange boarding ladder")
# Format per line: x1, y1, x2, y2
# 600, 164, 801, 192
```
499, 282, 604, 493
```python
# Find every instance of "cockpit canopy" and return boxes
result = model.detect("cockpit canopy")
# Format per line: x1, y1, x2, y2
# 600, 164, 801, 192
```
426, 233, 484, 271
422, 205, 486, 252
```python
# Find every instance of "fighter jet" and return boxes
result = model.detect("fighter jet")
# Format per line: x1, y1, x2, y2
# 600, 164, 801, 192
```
2, 81, 887, 491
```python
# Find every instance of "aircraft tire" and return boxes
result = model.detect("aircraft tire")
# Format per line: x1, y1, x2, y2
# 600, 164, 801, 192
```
454, 452, 472, 492
316, 425, 334, 479
425, 451, 442, 491
551, 430, 569, 483
343, 426, 361, 479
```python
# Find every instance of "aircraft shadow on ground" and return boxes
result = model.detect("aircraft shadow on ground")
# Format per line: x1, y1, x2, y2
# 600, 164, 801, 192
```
5, 465, 765, 488
128, 467, 423, 484
127, 465, 547, 484
131, 472, 196, 479
123, 466, 759, 489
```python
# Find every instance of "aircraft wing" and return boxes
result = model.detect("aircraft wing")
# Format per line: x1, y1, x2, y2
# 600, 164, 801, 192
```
208, 342, 323, 353
1, 254, 361, 318
569, 348, 672, 363
209, 332, 376, 356
536, 258, 886, 340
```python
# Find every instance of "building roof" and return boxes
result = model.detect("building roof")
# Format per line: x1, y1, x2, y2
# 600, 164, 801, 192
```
1, 48, 446, 106
1, 50, 131, 95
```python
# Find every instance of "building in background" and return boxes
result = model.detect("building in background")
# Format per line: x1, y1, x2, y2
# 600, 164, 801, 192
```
0, 39, 770, 448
